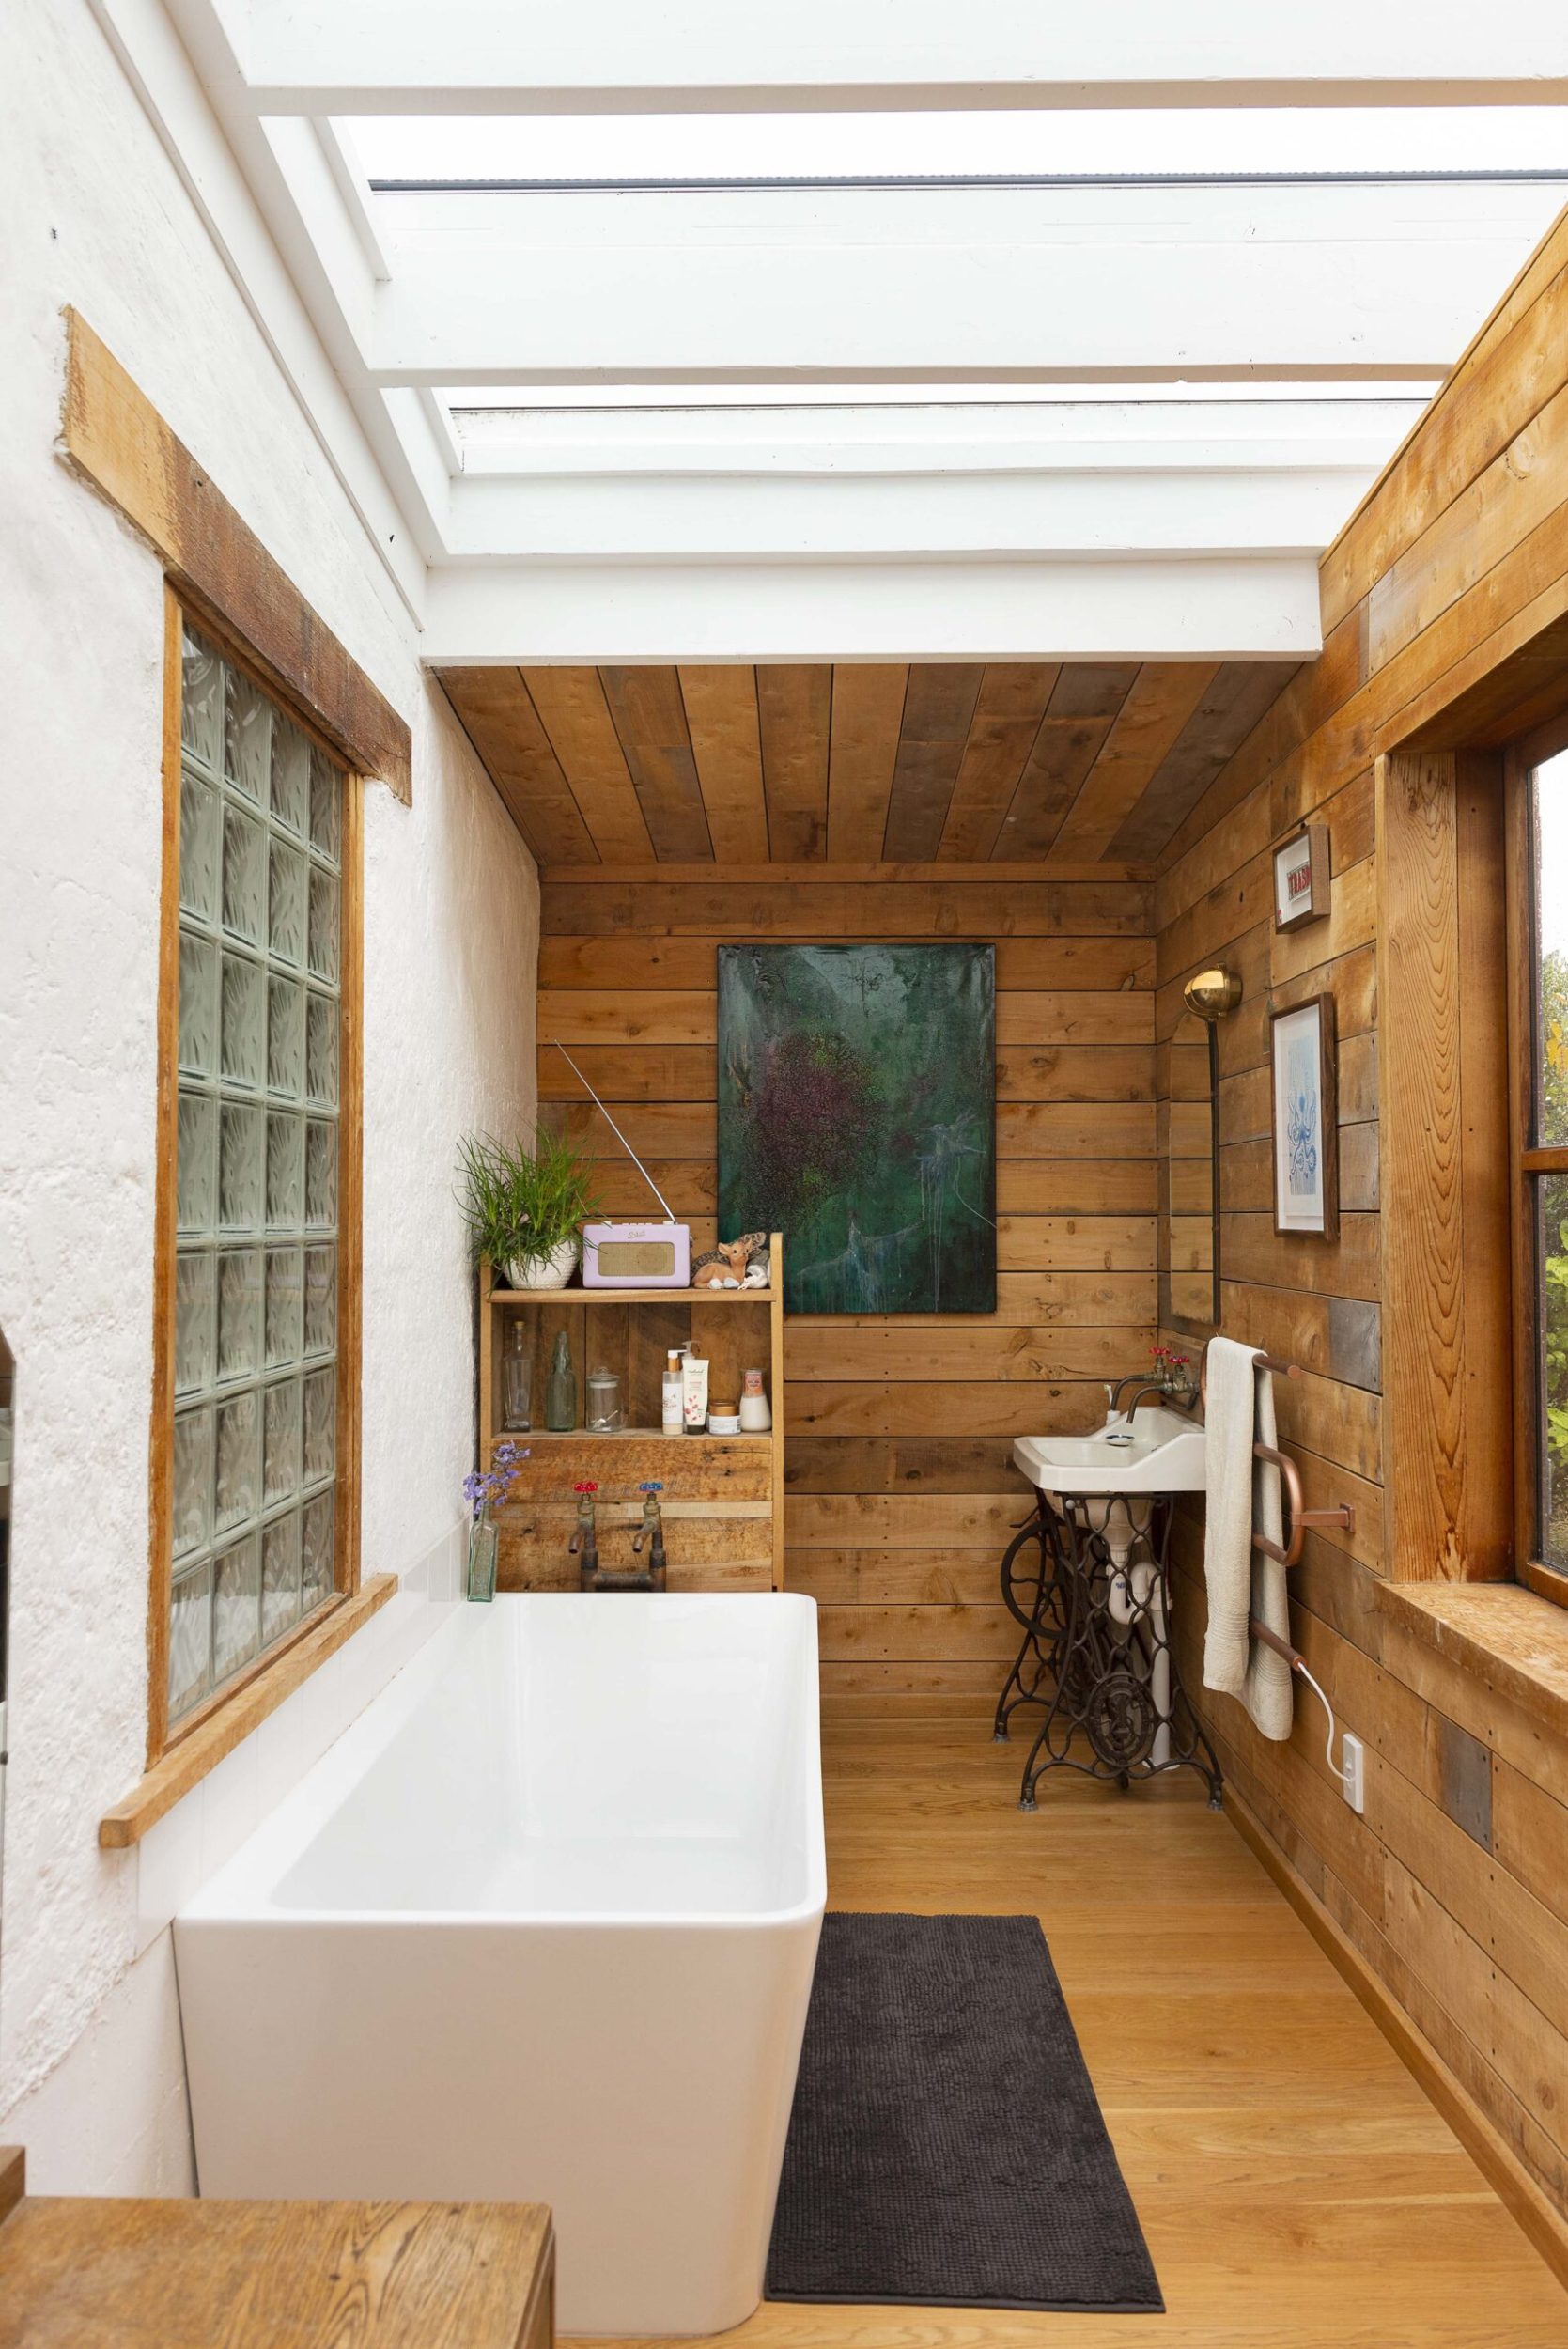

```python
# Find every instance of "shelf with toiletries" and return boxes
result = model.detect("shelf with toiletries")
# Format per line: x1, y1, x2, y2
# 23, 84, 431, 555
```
475, 1234, 785, 1595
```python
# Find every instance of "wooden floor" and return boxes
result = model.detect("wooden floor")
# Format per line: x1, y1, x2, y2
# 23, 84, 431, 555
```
579, 1719, 1568, 2349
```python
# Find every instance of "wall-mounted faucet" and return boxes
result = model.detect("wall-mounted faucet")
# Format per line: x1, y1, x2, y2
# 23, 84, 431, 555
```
577, 1481, 667, 1592
1123, 1383, 1203, 1427
631, 1482, 667, 1591
569, 1483, 599, 1588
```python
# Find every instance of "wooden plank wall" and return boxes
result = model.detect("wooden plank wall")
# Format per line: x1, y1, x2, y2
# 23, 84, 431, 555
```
1157, 205, 1568, 2226
537, 871, 1157, 1717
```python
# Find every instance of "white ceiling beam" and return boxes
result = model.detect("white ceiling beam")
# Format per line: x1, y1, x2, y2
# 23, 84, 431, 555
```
85, 0, 427, 614
439, 468, 1388, 563
421, 555, 1322, 665
367, 182, 1564, 387
448, 397, 1423, 476
143, 0, 458, 559
437, 400, 1417, 561
224, 0, 1568, 113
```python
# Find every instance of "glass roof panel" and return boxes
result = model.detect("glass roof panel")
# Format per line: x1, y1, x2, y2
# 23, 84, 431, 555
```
349, 106, 1568, 187
440, 381, 1440, 414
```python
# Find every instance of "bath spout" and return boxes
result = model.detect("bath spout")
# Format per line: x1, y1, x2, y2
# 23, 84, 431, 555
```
570, 1485, 599, 1587
624, 1483, 668, 1591
631, 1482, 662, 1553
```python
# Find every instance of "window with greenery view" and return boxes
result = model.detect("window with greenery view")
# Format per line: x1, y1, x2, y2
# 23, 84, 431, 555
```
1523, 746, 1568, 1579
169, 627, 345, 1723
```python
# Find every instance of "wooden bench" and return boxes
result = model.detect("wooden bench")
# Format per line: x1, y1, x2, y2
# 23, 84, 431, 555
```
0, 2150, 554, 2348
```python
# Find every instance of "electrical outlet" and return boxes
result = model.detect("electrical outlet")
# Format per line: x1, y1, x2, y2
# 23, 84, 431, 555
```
1341, 1731, 1366, 1814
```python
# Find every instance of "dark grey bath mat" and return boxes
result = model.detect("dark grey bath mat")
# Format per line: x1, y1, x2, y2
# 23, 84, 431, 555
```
766, 1912, 1162, 2314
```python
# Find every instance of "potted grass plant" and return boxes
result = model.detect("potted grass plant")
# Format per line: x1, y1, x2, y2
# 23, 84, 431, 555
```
458, 1126, 601, 1290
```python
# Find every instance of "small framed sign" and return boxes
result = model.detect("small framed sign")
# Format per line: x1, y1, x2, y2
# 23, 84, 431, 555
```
1269, 994, 1338, 1239
1273, 824, 1330, 931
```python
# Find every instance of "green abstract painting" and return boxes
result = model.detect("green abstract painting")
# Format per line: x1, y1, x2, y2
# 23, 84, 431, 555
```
717, 943, 996, 1315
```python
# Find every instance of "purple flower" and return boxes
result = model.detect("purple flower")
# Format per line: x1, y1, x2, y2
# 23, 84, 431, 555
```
463, 1445, 532, 1519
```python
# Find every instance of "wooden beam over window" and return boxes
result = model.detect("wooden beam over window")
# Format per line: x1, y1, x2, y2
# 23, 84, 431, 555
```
59, 310, 411, 804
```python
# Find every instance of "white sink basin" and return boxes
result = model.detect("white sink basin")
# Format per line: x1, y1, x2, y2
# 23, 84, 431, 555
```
1013, 1407, 1206, 1497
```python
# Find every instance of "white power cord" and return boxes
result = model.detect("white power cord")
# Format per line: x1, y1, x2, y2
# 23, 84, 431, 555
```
1291, 1655, 1364, 1812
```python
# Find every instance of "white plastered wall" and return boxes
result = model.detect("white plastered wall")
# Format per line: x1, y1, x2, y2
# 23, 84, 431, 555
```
0, 0, 538, 2186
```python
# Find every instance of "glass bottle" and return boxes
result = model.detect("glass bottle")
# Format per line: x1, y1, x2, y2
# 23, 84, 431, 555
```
502, 1320, 533, 1431
466, 1508, 498, 1603
545, 1330, 576, 1431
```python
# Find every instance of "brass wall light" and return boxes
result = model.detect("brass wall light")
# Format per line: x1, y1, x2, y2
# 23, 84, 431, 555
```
1177, 968, 1240, 1325
1182, 967, 1243, 1022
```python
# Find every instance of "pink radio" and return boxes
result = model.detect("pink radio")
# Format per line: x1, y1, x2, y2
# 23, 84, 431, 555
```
582, 1221, 692, 1287
552, 1041, 695, 1285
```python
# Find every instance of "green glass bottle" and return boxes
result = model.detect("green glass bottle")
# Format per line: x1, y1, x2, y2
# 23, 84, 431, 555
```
545, 1329, 576, 1431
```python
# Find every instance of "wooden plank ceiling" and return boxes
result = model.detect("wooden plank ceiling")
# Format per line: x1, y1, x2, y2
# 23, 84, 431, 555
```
435, 660, 1299, 871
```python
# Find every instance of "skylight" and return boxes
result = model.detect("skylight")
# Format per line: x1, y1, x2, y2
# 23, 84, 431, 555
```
349, 106, 1568, 187
441, 382, 1440, 416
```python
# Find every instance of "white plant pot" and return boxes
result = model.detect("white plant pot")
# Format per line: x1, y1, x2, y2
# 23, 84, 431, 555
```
505, 1237, 581, 1291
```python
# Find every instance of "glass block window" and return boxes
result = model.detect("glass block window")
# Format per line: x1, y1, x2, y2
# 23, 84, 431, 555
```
170, 627, 344, 1724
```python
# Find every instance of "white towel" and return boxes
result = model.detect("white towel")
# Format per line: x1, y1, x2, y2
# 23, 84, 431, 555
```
1202, 1335, 1293, 1741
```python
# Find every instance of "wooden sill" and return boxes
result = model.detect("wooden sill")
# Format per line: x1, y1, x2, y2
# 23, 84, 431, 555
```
1378, 1579, 1568, 1743
0, 2147, 555, 2349
99, 1574, 397, 1849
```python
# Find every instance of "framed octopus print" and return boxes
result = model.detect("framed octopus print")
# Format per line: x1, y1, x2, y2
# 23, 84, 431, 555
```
1269, 994, 1338, 1239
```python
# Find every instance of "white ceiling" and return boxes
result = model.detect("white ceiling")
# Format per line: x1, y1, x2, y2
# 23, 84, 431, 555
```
88, 0, 1568, 661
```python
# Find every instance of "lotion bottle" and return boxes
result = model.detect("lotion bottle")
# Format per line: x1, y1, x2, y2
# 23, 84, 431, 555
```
681, 1346, 709, 1433
661, 1348, 685, 1435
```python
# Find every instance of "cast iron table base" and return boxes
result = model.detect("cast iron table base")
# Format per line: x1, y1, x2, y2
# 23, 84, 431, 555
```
994, 1488, 1222, 1812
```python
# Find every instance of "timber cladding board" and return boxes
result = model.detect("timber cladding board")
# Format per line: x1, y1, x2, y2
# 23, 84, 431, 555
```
437, 659, 1298, 872
539, 871, 1158, 1716
1152, 202, 1568, 2240
60, 313, 411, 801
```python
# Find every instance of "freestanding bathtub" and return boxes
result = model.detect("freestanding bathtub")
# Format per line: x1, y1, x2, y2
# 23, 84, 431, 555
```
177, 1593, 825, 2336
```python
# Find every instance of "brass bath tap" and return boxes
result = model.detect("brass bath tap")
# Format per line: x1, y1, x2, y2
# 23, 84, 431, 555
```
631, 1483, 667, 1591
569, 1483, 598, 1587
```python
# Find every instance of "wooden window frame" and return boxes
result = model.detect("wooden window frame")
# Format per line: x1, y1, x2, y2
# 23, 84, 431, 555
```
1376, 748, 1514, 1584
1504, 708, 1568, 1610
146, 584, 365, 1765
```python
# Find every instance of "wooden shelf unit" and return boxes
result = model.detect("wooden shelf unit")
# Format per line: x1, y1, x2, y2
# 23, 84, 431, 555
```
478, 1234, 784, 1592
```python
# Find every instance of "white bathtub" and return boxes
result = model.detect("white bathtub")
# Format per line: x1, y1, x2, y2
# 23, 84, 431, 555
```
176, 1593, 825, 2336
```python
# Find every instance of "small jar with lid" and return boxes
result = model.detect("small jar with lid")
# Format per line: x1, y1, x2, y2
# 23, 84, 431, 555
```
707, 1396, 741, 1437
585, 1365, 623, 1433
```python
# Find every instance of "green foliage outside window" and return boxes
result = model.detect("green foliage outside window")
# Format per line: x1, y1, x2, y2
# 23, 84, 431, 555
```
1541, 952, 1568, 1557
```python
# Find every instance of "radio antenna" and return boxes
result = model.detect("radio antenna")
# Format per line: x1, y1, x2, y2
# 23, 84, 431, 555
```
551, 1040, 679, 1224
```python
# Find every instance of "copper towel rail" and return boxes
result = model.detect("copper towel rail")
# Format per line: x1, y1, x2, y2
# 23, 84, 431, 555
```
1199, 1347, 1303, 1398
1197, 1345, 1356, 1569
1196, 1344, 1358, 1786
1250, 1443, 1355, 1568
